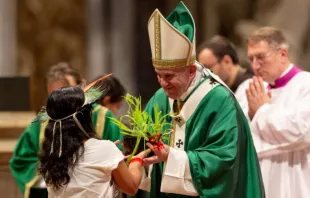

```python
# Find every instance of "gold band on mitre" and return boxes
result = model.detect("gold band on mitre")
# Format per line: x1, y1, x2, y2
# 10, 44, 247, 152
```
152, 55, 196, 69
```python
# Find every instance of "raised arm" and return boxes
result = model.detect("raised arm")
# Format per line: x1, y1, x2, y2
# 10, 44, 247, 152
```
112, 150, 150, 196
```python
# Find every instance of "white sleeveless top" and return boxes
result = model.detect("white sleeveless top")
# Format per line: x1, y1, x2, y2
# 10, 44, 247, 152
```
48, 138, 124, 198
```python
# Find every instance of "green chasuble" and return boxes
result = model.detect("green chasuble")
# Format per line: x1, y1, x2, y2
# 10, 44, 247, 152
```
9, 104, 122, 198
144, 81, 265, 198
91, 104, 123, 147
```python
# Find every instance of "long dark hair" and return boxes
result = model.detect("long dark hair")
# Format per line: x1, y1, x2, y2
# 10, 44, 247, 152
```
94, 75, 126, 104
38, 86, 97, 190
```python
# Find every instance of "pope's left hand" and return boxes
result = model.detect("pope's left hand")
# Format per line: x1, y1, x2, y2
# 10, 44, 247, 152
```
143, 141, 170, 166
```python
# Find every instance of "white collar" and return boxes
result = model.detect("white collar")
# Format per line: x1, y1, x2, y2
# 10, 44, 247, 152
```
280, 63, 293, 78
178, 68, 203, 101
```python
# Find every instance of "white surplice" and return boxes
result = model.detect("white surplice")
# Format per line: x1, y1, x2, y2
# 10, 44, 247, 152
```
235, 69, 310, 198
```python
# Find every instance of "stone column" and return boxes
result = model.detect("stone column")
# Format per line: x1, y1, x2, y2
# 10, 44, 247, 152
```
110, 0, 136, 95
0, 0, 16, 76
86, 0, 109, 81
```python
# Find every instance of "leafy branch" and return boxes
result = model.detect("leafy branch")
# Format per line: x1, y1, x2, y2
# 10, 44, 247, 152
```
109, 94, 171, 163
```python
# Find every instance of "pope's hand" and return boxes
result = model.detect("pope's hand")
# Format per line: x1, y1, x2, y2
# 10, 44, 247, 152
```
143, 141, 170, 166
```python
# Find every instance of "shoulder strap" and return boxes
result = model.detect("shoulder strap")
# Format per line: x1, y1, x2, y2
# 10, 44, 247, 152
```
95, 106, 108, 138
169, 78, 219, 122
168, 78, 219, 150
39, 121, 48, 151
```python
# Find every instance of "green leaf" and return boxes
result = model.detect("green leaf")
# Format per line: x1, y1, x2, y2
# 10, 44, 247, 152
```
108, 93, 172, 155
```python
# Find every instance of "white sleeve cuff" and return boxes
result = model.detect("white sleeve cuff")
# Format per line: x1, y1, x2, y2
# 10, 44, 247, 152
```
160, 147, 198, 196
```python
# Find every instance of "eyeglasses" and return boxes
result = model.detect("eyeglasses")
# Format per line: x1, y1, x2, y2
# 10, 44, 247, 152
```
247, 51, 274, 63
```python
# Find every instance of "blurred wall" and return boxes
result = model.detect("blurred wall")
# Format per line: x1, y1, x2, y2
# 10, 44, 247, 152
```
8, 0, 310, 111
17, 0, 87, 112
0, 0, 16, 76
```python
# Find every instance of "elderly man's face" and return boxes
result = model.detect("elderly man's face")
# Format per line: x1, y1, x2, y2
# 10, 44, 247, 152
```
248, 40, 287, 83
47, 75, 78, 95
155, 65, 196, 99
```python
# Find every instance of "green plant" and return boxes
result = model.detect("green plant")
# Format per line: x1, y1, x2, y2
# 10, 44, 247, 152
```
109, 94, 171, 163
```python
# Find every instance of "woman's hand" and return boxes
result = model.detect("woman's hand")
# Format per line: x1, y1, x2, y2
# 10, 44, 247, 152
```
132, 149, 151, 160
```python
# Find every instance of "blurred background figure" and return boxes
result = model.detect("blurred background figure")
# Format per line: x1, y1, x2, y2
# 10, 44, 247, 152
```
46, 62, 84, 94
94, 75, 126, 117
235, 0, 310, 69
198, 35, 254, 92
236, 26, 310, 198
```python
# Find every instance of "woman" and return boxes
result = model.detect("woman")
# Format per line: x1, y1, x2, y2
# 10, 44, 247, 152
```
38, 86, 148, 197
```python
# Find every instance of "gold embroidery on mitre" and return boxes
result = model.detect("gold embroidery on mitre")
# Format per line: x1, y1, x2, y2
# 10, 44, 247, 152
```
152, 55, 196, 69
154, 12, 161, 59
